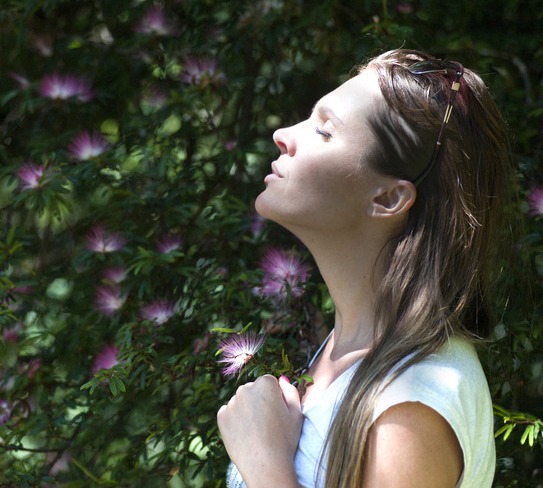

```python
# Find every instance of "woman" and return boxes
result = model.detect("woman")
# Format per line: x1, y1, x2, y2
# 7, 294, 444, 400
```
217, 49, 512, 487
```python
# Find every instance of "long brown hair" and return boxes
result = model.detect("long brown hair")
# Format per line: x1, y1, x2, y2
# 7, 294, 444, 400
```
324, 49, 514, 486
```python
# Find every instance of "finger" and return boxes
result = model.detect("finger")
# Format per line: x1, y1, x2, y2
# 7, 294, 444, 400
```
278, 375, 301, 411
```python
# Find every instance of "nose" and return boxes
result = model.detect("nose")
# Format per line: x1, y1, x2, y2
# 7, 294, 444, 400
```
273, 126, 297, 157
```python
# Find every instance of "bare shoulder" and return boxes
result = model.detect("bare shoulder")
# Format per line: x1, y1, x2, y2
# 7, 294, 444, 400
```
361, 401, 463, 488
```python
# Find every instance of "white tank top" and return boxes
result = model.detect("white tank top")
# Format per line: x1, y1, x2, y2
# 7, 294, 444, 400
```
226, 336, 495, 487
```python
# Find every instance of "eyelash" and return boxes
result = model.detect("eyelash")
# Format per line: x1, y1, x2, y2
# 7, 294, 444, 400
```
315, 126, 332, 140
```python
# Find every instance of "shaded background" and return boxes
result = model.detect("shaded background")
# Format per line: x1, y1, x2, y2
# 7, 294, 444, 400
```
1, 0, 542, 486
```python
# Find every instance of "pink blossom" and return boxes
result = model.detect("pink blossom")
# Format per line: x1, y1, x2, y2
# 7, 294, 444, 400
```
47, 451, 71, 475
250, 213, 266, 239
92, 344, 120, 374
39, 73, 93, 102
259, 248, 310, 300
224, 140, 237, 151
68, 131, 109, 160
396, 2, 414, 14
193, 333, 211, 354
31, 34, 53, 57
26, 358, 42, 379
156, 234, 183, 254
102, 267, 127, 284
135, 5, 178, 36
14, 285, 32, 294
0, 399, 12, 426
180, 55, 225, 87
9, 72, 30, 90
85, 226, 126, 253
2, 323, 22, 343
218, 332, 266, 377
140, 300, 176, 325
95, 285, 125, 316
528, 187, 543, 216
141, 84, 168, 109
17, 163, 46, 190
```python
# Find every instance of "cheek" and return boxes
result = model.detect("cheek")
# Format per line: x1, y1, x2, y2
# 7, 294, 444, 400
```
256, 175, 365, 230
255, 149, 369, 227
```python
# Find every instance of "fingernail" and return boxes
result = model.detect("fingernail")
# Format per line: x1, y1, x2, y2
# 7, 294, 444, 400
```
280, 375, 290, 383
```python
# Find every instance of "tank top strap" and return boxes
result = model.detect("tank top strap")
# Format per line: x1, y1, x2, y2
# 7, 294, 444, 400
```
307, 330, 333, 368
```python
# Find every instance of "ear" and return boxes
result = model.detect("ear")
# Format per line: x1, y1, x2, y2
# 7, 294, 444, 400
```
368, 180, 416, 218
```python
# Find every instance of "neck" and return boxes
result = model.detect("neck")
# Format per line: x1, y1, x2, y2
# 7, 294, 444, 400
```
289, 223, 389, 355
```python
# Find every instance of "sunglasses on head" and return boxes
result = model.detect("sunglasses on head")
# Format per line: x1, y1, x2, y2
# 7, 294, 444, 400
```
407, 60, 464, 186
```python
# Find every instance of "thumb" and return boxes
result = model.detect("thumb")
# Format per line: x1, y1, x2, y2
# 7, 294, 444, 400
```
278, 375, 301, 412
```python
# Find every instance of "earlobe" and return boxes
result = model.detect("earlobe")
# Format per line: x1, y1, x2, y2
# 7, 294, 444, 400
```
368, 180, 416, 218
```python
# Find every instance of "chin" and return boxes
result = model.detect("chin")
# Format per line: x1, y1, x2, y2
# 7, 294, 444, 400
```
254, 191, 271, 218
254, 194, 281, 226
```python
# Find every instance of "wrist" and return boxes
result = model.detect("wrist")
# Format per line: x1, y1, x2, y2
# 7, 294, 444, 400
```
242, 461, 300, 488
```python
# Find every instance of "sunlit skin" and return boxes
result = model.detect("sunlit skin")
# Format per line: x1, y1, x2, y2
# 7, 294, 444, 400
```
255, 70, 382, 237
218, 69, 463, 487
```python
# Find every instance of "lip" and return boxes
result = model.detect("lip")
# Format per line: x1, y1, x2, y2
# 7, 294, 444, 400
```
264, 161, 283, 183
271, 161, 283, 178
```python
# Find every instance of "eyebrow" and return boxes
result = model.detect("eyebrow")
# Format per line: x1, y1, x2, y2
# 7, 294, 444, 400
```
313, 104, 345, 126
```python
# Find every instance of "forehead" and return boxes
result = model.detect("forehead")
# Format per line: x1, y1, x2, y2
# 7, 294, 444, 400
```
315, 68, 382, 124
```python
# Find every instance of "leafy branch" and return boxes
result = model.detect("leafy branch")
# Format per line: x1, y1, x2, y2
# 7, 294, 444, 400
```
494, 404, 543, 448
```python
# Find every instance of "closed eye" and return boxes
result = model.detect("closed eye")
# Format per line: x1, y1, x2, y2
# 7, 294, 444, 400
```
315, 126, 333, 140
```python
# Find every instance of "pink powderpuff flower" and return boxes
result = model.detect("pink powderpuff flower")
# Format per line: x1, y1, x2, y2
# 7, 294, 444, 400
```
224, 140, 237, 151
193, 332, 211, 354
250, 212, 266, 239
14, 285, 32, 294
102, 267, 127, 284
95, 284, 126, 316
0, 400, 12, 425
259, 248, 310, 300
68, 131, 109, 160
141, 84, 168, 110
39, 73, 93, 102
92, 344, 120, 374
180, 55, 225, 87
9, 72, 30, 90
2, 323, 22, 343
47, 451, 71, 475
31, 34, 53, 57
218, 332, 266, 377
140, 300, 176, 325
26, 358, 42, 379
396, 2, 414, 14
85, 226, 126, 253
135, 5, 178, 36
17, 163, 46, 190
156, 234, 183, 254
528, 187, 543, 216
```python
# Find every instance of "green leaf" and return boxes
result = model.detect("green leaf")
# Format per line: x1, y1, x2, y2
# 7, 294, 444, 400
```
520, 425, 532, 445
109, 377, 120, 396
80, 378, 101, 395
299, 373, 314, 385
495, 423, 515, 441
212, 327, 237, 334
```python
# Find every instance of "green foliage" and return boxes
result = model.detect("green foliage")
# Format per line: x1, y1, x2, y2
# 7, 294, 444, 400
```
0, 0, 542, 486
494, 405, 543, 448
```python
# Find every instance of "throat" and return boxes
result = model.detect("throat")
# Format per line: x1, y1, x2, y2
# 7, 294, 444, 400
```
300, 351, 365, 407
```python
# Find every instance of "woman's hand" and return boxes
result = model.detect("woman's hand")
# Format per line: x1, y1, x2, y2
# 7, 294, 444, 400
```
217, 374, 303, 488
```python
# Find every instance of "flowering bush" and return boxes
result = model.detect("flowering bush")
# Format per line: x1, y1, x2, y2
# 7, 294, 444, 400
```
0, 0, 542, 486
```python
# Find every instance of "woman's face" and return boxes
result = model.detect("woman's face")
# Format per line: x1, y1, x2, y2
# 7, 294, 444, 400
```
255, 68, 385, 234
